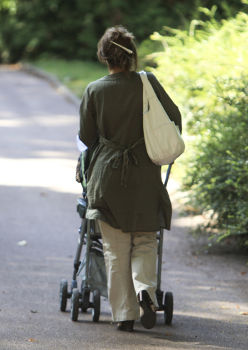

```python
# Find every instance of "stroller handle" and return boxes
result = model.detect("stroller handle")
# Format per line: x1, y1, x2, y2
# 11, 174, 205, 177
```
163, 163, 173, 188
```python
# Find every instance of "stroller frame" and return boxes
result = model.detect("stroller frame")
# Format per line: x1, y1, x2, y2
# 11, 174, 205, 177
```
59, 164, 174, 325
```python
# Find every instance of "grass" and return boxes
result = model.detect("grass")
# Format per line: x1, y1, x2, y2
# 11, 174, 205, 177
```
28, 58, 108, 97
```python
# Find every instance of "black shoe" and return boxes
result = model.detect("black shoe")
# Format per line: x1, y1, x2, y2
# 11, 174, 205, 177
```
138, 290, 156, 329
116, 320, 134, 332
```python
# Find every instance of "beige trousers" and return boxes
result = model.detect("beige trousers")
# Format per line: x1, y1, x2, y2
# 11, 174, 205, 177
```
98, 220, 157, 322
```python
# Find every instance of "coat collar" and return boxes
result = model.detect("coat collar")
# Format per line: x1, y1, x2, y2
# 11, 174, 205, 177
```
102, 71, 137, 81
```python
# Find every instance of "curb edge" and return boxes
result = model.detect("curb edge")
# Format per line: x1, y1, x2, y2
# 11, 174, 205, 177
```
20, 63, 81, 107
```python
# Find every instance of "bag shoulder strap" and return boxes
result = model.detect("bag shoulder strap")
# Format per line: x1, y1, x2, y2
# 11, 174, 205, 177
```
139, 71, 157, 99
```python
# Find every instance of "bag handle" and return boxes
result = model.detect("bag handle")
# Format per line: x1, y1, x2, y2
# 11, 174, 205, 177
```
139, 71, 158, 99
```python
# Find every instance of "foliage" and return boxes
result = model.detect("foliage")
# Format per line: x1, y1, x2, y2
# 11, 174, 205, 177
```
149, 10, 248, 245
0, 0, 247, 63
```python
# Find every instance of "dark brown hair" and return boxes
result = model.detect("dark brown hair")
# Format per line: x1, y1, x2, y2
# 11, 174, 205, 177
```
97, 25, 137, 71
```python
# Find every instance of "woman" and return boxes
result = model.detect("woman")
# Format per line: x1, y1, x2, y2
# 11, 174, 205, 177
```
79, 25, 182, 332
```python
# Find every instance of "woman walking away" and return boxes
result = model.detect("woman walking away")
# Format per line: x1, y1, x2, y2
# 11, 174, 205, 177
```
78, 25, 182, 332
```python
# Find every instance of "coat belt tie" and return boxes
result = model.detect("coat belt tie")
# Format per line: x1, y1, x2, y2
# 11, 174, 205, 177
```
99, 136, 144, 188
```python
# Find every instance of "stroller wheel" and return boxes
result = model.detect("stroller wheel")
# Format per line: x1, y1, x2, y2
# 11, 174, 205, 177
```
59, 279, 68, 312
81, 287, 90, 312
92, 289, 100, 322
164, 291, 173, 325
71, 289, 80, 321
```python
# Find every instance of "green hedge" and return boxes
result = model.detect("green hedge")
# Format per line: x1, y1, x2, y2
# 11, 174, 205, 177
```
149, 10, 248, 245
185, 75, 248, 242
0, 0, 247, 63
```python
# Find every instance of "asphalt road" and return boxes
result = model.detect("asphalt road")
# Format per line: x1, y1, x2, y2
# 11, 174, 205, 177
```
0, 67, 247, 350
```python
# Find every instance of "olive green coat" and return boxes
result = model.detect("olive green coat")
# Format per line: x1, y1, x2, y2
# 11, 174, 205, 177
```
79, 71, 182, 232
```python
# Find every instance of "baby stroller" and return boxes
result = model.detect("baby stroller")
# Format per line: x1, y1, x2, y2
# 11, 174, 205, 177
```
59, 149, 174, 325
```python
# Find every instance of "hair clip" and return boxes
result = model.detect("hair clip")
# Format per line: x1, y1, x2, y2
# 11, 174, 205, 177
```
110, 40, 133, 55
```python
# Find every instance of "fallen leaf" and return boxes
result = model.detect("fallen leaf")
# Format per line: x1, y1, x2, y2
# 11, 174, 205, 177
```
240, 312, 248, 315
28, 338, 36, 342
240, 271, 247, 275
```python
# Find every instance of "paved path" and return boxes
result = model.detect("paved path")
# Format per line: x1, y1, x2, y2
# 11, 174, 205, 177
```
0, 67, 247, 350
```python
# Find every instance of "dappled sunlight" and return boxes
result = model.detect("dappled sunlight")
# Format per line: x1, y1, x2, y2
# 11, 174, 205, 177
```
31, 138, 74, 148
0, 157, 80, 194
32, 114, 77, 127
176, 298, 248, 321
207, 300, 248, 314
0, 114, 77, 129
33, 150, 77, 158
0, 118, 25, 127
173, 214, 205, 228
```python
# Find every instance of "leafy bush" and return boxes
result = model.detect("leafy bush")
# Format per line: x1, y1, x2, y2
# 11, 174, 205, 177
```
0, 0, 247, 63
185, 76, 248, 242
149, 10, 248, 245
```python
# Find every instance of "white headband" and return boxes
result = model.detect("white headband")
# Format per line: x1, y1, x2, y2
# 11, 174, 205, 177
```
110, 40, 133, 55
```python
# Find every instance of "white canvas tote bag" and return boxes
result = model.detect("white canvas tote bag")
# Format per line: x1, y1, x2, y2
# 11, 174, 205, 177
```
139, 71, 185, 165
